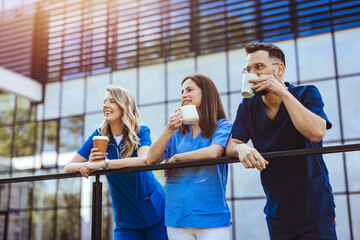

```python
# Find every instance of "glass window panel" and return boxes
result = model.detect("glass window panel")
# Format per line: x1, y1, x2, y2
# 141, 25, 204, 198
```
101, 206, 114, 240
15, 96, 32, 123
57, 178, 81, 208
307, 79, 341, 142
334, 27, 360, 75
167, 58, 196, 101
36, 103, 43, 121
323, 152, 346, 193
345, 150, 360, 192
233, 199, 268, 239
84, 113, 103, 139
59, 117, 83, 153
139, 104, 165, 141
61, 78, 85, 117
31, 210, 55, 240
297, 33, 335, 82
0, 214, 4, 239
228, 48, 247, 92
44, 82, 61, 120
112, 68, 138, 99
274, 39, 297, 84
0, 93, 15, 125
7, 211, 29, 240
221, 94, 229, 119
9, 182, 30, 210
333, 194, 351, 239
80, 207, 91, 240
350, 194, 360, 240
56, 209, 80, 240
0, 174, 9, 210
0, 126, 12, 170
86, 73, 110, 113
13, 122, 36, 159
339, 75, 360, 139
226, 164, 233, 199
232, 163, 265, 198
33, 169, 57, 208
229, 92, 243, 123
42, 120, 58, 166
197, 52, 228, 94
139, 63, 165, 105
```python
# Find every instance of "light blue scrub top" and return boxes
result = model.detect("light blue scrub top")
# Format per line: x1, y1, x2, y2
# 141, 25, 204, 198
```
162, 119, 232, 228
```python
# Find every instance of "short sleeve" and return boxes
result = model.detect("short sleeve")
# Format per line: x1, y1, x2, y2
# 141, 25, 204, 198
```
77, 128, 100, 159
138, 125, 152, 148
210, 119, 232, 147
231, 101, 250, 142
302, 86, 332, 130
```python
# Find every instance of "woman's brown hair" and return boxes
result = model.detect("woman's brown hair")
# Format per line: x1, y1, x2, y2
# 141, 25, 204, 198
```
178, 74, 227, 138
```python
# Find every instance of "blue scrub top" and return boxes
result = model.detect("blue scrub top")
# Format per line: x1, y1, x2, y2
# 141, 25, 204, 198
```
231, 82, 335, 222
162, 119, 232, 228
78, 125, 166, 229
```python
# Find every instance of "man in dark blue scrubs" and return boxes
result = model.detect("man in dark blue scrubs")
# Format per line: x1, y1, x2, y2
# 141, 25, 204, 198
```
226, 42, 337, 240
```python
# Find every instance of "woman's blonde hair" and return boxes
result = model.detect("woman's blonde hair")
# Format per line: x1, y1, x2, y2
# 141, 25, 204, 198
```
99, 85, 140, 158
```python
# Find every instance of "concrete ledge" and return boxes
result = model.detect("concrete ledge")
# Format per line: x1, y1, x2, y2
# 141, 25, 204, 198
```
0, 66, 42, 102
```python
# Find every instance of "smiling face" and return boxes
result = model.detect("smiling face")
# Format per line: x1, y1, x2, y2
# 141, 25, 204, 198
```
103, 91, 122, 124
181, 79, 202, 109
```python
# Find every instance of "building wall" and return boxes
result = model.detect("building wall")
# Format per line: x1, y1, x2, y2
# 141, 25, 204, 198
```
1, 0, 360, 239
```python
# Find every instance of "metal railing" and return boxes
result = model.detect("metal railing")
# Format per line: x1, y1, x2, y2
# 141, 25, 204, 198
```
0, 143, 360, 240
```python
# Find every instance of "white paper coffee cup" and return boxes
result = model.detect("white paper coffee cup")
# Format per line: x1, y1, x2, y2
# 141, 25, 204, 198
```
241, 73, 259, 98
181, 105, 199, 125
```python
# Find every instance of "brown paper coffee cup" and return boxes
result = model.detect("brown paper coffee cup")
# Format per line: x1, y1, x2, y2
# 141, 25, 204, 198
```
92, 136, 109, 154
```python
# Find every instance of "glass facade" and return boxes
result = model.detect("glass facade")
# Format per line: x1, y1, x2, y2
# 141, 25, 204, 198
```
0, 0, 360, 239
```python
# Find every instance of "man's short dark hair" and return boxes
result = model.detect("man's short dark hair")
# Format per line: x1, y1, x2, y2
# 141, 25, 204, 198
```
245, 42, 286, 66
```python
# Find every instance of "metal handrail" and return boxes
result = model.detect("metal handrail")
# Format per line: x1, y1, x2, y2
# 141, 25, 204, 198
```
1, 143, 360, 240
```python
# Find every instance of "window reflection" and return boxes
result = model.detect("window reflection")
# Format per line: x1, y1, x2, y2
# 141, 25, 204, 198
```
42, 120, 58, 166
7, 212, 29, 240
31, 210, 55, 240
139, 63, 165, 105
197, 52, 228, 94
0, 177, 8, 210
167, 58, 195, 101
0, 93, 15, 125
86, 73, 110, 113
0, 127, 12, 159
56, 209, 80, 240
15, 96, 32, 123
13, 123, 36, 160
139, 104, 165, 140
44, 82, 61, 120
33, 169, 57, 208
61, 78, 85, 117
9, 182, 30, 210
58, 178, 81, 208
59, 117, 83, 153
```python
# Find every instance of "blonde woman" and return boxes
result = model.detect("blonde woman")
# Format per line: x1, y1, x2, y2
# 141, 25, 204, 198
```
65, 85, 168, 240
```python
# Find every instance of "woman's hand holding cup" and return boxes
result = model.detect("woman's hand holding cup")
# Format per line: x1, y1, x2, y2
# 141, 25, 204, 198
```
168, 108, 182, 130
89, 148, 108, 162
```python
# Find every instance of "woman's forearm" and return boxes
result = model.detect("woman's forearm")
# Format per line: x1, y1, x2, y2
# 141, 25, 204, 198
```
147, 125, 175, 164
64, 162, 84, 172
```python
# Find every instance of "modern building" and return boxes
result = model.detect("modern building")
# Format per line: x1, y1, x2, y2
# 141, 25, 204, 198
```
0, 0, 360, 239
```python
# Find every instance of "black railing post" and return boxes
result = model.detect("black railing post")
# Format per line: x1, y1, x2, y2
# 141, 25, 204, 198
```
91, 175, 102, 240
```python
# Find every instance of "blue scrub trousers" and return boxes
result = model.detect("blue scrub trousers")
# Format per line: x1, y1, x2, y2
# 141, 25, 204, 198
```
266, 213, 337, 240
114, 216, 168, 240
